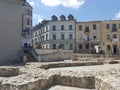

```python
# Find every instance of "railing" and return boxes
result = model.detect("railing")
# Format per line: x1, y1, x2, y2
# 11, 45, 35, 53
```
30, 49, 38, 61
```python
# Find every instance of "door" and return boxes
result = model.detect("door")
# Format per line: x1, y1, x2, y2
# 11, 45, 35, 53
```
113, 45, 117, 54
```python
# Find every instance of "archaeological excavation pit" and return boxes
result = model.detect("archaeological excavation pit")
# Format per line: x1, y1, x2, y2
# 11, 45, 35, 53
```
46, 75, 95, 90
0, 62, 119, 90
0, 67, 19, 77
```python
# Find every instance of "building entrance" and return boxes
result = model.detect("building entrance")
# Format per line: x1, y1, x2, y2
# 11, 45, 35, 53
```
113, 45, 117, 54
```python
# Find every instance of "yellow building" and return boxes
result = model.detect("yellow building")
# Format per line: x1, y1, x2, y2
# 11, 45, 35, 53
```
75, 21, 101, 53
101, 20, 120, 55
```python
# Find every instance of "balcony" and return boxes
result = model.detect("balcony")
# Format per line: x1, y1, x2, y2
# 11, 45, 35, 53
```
84, 27, 90, 34
112, 38, 119, 42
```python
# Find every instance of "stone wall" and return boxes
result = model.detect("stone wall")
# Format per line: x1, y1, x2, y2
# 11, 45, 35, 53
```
0, 62, 120, 90
33, 49, 73, 62
72, 54, 100, 61
0, 0, 23, 65
0, 67, 19, 77
95, 69, 120, 90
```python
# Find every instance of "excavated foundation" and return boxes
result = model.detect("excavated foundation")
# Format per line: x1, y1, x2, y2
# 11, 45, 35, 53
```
0, 61, 119, 90
0, 67, 19, 77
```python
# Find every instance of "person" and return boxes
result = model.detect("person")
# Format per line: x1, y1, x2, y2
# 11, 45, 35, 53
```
22, 54, 27, 65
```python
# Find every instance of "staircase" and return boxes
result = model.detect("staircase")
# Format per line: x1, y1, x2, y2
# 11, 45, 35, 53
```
24, 51, 37, 62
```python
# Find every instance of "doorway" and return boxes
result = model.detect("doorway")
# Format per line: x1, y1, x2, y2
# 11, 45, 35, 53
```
113, 45, 117, 54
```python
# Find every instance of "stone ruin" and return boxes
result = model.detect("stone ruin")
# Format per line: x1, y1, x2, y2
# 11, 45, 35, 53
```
0, 61, 119, 90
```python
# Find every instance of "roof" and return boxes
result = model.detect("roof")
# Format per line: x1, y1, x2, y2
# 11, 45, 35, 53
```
23, 1, 32, 8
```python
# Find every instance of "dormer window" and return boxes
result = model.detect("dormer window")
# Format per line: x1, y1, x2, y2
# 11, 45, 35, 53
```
51, 15, 58, 21
68, 14, 74, 20
60, 15, 66, 20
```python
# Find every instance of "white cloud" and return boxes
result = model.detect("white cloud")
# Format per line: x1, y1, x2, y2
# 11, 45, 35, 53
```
41, 0, 85, 9
33, 14, 44, 23
115, 12, 120, 19
29, 1, 36, 7
27, 0, 37, 7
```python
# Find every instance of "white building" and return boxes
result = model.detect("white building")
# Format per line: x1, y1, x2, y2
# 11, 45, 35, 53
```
22, 1, 32, 48
0, 0, 24, 65
32, 15, 76, 50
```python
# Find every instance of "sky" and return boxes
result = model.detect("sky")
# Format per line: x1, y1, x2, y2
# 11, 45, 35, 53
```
27, 0, 120, 26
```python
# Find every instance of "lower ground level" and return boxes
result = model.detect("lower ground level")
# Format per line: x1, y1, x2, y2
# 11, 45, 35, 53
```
47, 85, 94, 90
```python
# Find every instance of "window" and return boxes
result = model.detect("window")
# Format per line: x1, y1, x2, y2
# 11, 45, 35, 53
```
27, 18, 30, 25
69, 44, 73, 50
31, 11, 32, 16
79, 44, 82, 49
43, 35, 44, 41
107, 45, 110, 51
79, 34, 83, 39
46, 34, 48, 40
93, 36, 96, 39
27, 9, 30, 15
86, 44, 89, 49
106, 24, 110, 29
53, 25, 56, 31
119, 34, 120, 41
61, 25, 64, 30
53, 44, 56, 49
113, 34, 117, 39
61, 34, 64, 40
31, 20, 32, 26
106, 33, 110, 40
47, 26, 49, 31
79, 25, 82, 30
85, 26, 90, 32
93, 24, 96, 30
52, 35, 56, 40
46, 45, 48, 49
35, 32, 37, 36
69, 25, 73, 30
69, 34, 73, 39
85, 35, 90, 41
112, 24, 117, 31
39, 31, 41, 35
61, 44, 64, 49
35, 38, 38, 42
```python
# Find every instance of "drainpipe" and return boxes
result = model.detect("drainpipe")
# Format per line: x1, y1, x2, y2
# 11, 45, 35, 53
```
74, 20, 76, 53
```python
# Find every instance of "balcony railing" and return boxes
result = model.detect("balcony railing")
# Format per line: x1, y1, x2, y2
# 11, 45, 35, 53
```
112, 38, 119, 42
84, 27, 90, 33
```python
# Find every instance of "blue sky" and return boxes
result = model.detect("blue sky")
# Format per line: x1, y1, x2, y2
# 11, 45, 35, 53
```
27, 0, 120, 26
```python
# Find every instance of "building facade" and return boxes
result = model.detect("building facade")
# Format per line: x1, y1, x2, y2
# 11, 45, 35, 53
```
32, 15, 76, 50
75, 21, 101, 53
0, 0, 24, 65
33, 14, 120, 55
22, 1, 32, 47
101, 20, 120, 55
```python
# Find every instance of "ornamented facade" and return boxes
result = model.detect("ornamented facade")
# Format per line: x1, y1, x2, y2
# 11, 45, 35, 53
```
32, 15, 76, 50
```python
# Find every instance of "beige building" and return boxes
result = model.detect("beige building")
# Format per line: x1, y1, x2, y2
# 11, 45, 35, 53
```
101, 20, 120, 55
75, 21, 101, 53
0, 0, 24, 65
22, 1, 32, 47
